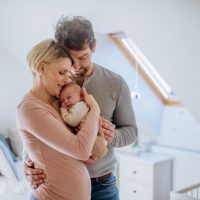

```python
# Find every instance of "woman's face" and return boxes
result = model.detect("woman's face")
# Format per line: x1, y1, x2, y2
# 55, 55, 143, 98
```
41, 57, 72, 97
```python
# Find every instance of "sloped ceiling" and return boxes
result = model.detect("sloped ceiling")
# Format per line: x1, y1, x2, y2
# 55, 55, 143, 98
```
1, 0, 200, 121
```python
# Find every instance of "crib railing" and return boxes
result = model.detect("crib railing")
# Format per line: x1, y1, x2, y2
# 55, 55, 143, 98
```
171, 183, 200, 200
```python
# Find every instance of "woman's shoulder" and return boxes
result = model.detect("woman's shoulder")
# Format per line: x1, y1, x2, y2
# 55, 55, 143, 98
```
17, 92, 44, 114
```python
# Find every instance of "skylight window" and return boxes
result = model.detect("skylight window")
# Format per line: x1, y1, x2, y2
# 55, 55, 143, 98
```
109, 32, 180, 105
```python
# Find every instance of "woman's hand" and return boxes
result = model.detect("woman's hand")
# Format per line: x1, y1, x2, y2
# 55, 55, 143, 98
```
91, 126, 108, 160
82, 87, 100, 115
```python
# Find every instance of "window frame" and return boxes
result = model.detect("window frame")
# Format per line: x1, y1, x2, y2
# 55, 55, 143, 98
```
109, 32, 181, 106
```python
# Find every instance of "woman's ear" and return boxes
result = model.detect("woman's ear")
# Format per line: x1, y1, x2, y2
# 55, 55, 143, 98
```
38, 61, 46, 75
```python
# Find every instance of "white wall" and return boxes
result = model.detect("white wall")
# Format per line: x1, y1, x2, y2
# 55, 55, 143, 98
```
1, 0, 200, 126
118, 0, 200, 122
158, 106, 200, 151
150, 144, 200, 190
0, 47, 31, 133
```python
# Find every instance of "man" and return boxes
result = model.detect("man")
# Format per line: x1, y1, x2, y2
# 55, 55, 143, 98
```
25, 16, 138, 200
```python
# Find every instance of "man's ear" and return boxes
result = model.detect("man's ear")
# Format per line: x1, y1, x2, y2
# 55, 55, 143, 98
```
38, 61, 46, 75
80, 92, 84, 100
91, 39, 96, 53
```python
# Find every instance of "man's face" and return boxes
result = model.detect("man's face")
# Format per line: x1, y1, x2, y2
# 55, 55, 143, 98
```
69, 44, 94, 78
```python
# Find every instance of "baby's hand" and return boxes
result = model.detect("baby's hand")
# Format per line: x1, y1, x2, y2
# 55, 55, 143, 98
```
84, 157, 94, 164
90, 154, 98, 161
91, 135, 108, 160
82, 88, 100, 115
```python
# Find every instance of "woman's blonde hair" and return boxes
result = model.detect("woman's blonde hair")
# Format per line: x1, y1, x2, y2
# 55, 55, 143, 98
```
27, 39, 72, 74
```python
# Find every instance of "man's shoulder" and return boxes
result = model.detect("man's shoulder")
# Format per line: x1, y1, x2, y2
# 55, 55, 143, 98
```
95, 64, 123, 81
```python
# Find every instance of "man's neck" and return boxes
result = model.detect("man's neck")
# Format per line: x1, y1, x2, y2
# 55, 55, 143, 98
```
76, 62, 95, 87
85, 62, 95, 78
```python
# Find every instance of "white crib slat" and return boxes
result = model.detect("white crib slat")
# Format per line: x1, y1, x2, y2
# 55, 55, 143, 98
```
171, 183, 200, 200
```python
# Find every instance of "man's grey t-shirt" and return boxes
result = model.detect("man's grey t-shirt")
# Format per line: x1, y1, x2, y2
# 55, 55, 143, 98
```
83, 64, 138, 178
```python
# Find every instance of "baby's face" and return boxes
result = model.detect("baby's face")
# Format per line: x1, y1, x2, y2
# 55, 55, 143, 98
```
60, 86, 81, 109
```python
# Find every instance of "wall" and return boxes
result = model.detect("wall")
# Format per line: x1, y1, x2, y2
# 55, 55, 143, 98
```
0, 47, 31, 134
0, 0, 200, 121
158, 106, 200, 151
150, 144, 200, 190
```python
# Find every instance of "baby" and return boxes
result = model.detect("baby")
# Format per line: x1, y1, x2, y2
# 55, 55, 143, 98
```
59, 82, 89, 130
59, 82, 107, 163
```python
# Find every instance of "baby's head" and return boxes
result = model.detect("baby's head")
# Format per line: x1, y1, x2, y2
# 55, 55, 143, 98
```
59, 82, 83, 109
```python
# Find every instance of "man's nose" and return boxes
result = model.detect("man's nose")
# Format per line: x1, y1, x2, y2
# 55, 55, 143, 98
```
72, 59, 81, 70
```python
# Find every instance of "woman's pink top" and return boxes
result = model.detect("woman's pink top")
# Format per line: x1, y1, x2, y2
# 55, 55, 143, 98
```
16, 92, 99, 200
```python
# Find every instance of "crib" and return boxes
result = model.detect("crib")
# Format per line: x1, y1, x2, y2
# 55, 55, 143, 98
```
171, 183, 200, 200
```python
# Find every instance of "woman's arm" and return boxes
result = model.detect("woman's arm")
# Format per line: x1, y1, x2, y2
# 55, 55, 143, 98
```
17, 103, 98, 160
17, 89, 100, 161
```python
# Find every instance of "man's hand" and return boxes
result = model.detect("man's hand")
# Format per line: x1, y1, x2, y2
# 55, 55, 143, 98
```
24, 159, 46, 189
101, 117, 115, 145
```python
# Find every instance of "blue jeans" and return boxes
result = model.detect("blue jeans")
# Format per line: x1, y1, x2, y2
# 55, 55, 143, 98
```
30, 194, 37, 200
91, 175, 119, 200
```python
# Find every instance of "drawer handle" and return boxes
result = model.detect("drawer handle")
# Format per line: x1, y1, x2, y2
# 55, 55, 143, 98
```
133, 170, 137, 174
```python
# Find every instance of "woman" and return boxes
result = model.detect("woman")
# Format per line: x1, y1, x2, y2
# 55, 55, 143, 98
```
16, 39, 100, 200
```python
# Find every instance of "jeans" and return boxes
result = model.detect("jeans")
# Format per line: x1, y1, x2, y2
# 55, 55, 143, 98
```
30, 194, 37, 200
91, 175, 120, 200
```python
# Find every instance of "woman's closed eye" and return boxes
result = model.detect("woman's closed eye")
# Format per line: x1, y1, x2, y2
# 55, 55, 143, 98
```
59, 71, 65, 75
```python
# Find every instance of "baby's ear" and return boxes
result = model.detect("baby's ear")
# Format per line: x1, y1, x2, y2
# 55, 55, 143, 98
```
80, 91, 84, 100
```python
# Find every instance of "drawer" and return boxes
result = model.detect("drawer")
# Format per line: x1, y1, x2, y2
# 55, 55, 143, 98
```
120, 160, 152, 183
122, 180, 152, 200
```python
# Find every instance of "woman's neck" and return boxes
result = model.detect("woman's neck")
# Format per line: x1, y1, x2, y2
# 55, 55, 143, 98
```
31, 83, 55, 106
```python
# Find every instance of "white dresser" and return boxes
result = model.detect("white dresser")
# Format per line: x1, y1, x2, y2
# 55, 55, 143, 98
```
117, 148, 172, 200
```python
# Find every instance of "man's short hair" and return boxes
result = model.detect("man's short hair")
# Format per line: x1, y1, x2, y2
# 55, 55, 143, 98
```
54, 16, 95, 50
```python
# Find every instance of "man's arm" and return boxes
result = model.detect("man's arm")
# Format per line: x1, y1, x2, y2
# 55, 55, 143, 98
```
102, 78, 138, 147
23, 150, 45, 189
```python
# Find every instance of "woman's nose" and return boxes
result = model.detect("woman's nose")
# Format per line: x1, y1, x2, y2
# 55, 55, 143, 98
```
63, 74, 70, 84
